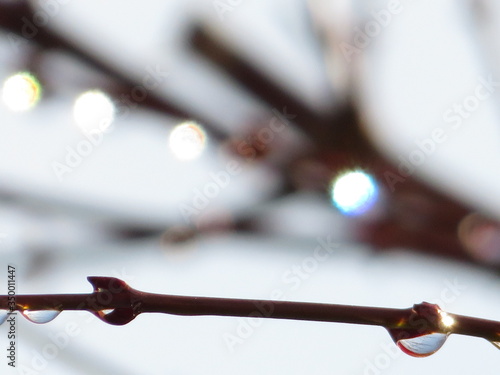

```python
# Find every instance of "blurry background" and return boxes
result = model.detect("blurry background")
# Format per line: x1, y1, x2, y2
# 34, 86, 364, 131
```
1, 0, 500, 373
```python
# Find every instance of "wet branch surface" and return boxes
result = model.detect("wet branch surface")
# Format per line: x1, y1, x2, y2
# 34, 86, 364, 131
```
1, 277, 499, 345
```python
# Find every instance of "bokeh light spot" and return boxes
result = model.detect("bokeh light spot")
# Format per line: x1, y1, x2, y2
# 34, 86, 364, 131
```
330, 170, 378, 215
73, 90, 115, 134
169, 121, 206, 161
458, 213, 500, 265
1, 72, 42, 111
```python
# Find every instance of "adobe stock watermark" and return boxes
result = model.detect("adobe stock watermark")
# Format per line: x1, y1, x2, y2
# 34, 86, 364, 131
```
383, 74, 500, 192
363, 278, 467, 375
442, 74, 500, 130
339, 0, 403, 62
383, 127, 448, 192
7, 0, 72, 52
16, 320, 82, 375
222, 235, 339, 353
51, 65, 170, 182
6, 265, 16, 369
178, 107, 296, 224
212, 0, 244, 22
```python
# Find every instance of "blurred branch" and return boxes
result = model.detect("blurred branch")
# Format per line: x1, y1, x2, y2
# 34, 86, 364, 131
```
0, 1, 227, 141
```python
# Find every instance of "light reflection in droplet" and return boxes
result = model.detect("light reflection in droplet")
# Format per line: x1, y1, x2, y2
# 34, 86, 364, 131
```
330, 169, 378, 215
73, 90, 115, 134
439, 311, 455, 328
1, 72, 42, 111
169, 121, 206, 161
21, 310, 61, 324
395, 332, 448, 357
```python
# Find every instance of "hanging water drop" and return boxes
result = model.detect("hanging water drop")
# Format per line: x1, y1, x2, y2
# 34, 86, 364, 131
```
21, 310, 61, 324
93, 307, 137, 325
0, 310, 8, 325
397, 332, 448, 357
388, 330, 448, 357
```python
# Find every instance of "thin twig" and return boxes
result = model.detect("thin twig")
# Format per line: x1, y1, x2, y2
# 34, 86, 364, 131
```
1, 277, 499, 345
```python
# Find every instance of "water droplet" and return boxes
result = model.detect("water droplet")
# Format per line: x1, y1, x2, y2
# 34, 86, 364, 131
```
21, 310, 61, 324
0, 310, 8, 325
389, 330, 448, 357
92, 308, 137, 326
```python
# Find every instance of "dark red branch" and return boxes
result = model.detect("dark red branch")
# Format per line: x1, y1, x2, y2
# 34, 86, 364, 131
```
1, 276, 500, 345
